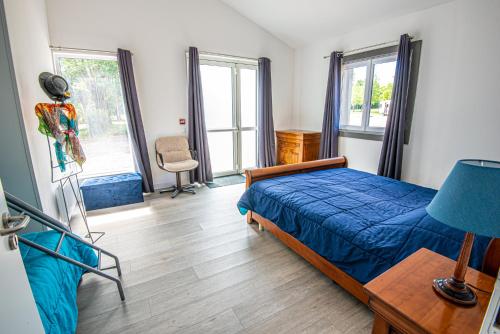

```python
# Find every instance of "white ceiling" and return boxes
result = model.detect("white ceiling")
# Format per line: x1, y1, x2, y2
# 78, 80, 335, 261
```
221, 0, 453, 47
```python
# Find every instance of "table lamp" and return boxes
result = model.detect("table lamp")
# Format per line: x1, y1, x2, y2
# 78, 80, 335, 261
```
426, 159, 500, 306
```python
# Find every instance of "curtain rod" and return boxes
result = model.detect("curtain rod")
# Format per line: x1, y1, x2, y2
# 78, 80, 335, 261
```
186, 50, 260, 62
50, 45, 133, 56
201, 50, 258, 61
323, 36, 414, 59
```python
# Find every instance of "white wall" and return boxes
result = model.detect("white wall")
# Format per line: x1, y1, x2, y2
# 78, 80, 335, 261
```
4, 0, 59, 218
46, 0, 295, 189
293, 0, 500, 189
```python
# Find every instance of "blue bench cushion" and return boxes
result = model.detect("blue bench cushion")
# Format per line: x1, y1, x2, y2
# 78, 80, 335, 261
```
80, 172, 144, 210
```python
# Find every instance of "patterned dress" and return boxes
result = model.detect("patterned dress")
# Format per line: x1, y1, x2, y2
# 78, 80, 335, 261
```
35, 103, 86, 172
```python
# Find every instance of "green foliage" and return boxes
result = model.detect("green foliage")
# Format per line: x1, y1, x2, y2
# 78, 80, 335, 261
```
351, 80, 365, 109
59, 58, 126, 139
371, 74, 393, 107
350, 75, 393, 110
381, 82, 393, 101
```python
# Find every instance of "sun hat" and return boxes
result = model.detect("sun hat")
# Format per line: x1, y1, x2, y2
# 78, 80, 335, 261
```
38, 72, 71, 102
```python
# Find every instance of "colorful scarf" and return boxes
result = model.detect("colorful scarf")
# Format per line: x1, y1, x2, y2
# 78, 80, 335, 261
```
35, 103, 86, 172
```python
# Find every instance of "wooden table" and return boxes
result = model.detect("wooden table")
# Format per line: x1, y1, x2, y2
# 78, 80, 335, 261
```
364, 248, 495, 334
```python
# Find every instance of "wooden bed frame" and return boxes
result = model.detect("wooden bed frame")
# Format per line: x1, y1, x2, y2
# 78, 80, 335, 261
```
244, 157, 499, 305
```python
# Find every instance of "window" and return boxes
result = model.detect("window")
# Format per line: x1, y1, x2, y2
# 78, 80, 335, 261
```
196, 54, 258, 176
340, 54, 397, 133
53, 52, 135, 178
339, 41, 422, 142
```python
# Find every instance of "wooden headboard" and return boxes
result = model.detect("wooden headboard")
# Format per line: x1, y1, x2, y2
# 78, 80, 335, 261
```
245, 156, 348, 187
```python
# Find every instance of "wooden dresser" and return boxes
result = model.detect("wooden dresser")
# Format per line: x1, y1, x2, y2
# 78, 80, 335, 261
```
276, 130, 321, 165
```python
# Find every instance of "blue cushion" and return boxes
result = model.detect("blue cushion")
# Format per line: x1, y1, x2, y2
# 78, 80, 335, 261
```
80, 172, 144, 210
20, 231, 98, 334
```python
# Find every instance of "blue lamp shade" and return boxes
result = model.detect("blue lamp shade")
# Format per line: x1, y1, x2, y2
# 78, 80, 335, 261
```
426, 159, 500, 238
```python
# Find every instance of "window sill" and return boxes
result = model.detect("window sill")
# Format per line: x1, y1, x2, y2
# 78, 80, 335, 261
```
339, 129, 384, 142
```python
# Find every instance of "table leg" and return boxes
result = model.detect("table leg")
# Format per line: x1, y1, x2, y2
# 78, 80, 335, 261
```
372, 313, 391, 334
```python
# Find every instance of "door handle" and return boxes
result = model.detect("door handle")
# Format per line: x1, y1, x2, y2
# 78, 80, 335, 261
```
0, 213, 30, 236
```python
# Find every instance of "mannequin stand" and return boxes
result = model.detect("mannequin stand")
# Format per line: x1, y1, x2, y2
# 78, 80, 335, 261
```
47, 136, 104, 243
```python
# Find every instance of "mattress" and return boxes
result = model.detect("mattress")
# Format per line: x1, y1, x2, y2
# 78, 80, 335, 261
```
20, 231, 98, 334
238, 168, 491, 284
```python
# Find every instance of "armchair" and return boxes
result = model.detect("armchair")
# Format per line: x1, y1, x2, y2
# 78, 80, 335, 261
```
155, 136, 199, 198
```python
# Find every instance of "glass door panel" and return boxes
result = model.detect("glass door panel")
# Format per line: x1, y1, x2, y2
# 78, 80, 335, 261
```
240, 68, 257, 128
200, 62, 237, 175
207, 131, 235, 174
200, 64, 234, 130
241, 130, 256, 170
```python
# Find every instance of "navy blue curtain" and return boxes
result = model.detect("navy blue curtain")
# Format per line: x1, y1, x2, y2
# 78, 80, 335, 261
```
319, 51, 343, 159
117, 48, 154, 193
378, 34, 412, 180
187, 47, 213, 183
257, 57, 276, 167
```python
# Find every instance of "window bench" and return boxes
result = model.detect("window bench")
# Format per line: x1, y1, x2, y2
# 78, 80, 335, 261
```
80, 172, 144, 211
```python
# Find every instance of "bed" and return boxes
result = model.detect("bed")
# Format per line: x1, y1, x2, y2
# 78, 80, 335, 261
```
238, 157, 497, 303
20, 231, 98, 334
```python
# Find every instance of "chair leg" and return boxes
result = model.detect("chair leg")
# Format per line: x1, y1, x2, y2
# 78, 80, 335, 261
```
161, 171, 196, 198
183, 188, 196, 195
176, 172, 182, 189
159, 185, 176, 194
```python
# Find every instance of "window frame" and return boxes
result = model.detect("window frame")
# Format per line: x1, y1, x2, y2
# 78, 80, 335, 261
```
189, 53, 258, 176
51, 50, 136, 178
339, 40, 422, 143
340, 53, 397, 134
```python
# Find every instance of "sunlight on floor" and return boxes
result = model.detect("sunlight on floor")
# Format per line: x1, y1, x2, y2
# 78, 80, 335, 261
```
87, 206, 156, 226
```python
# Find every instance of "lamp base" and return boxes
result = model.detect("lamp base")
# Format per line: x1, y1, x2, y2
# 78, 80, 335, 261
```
433, 277, 477, 306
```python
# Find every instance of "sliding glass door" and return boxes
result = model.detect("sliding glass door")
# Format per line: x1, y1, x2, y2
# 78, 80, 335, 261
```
200, 58, 257, 176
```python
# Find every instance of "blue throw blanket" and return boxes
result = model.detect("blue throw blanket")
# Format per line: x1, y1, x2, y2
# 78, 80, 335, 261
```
238, 168, 490, 284
20, 231, 98, 334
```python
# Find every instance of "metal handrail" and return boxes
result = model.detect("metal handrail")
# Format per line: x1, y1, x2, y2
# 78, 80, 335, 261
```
5, 192, 125, 300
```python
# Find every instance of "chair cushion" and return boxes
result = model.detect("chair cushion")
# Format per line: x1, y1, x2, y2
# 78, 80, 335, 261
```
156, 136, 192, 163
161, 150, 192, 163
162, 159, 199, 172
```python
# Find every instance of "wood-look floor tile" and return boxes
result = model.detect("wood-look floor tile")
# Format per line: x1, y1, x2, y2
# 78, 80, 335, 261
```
75, 184, 373, 334
78, 267, 199, 322
175, 308, 243, 334
77, 298, 151, 334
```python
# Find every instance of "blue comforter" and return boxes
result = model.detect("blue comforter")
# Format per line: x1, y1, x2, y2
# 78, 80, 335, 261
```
20, 231, 98, 334
238, 168, 491, 284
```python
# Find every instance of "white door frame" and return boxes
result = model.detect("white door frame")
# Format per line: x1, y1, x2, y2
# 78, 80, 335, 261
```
200, 58, 258, 177
0, 179, 44, 334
